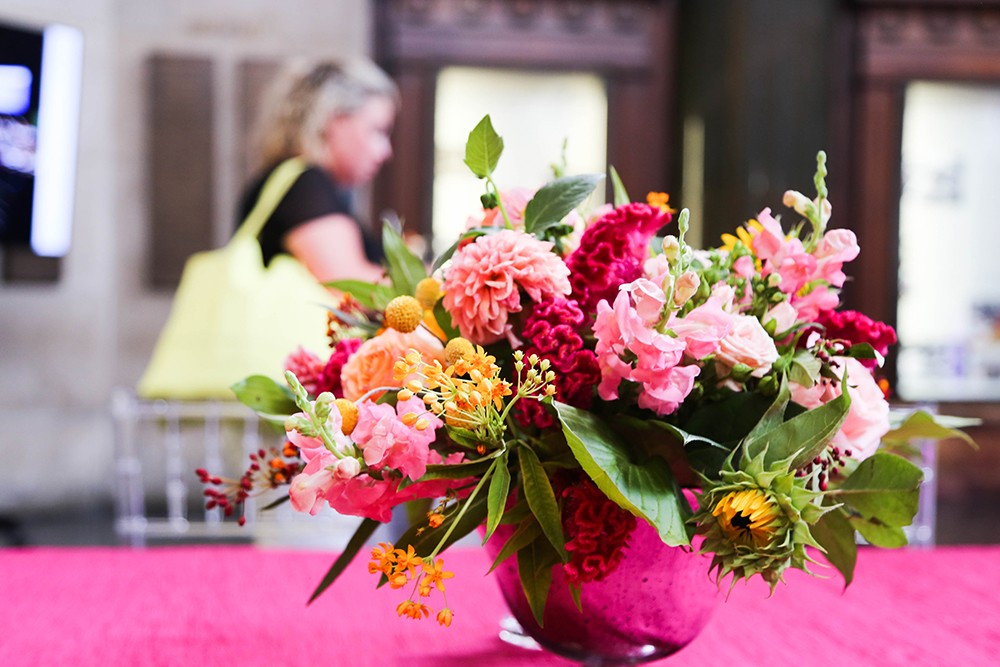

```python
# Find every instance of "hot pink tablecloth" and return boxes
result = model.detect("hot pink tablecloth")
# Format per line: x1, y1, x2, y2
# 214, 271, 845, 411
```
0, 544, 997, 666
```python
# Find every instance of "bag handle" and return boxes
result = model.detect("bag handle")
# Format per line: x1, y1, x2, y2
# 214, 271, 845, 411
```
233, 157, 309, 242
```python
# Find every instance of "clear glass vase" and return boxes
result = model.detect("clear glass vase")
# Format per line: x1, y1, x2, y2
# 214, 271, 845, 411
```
487, 518, 720, 666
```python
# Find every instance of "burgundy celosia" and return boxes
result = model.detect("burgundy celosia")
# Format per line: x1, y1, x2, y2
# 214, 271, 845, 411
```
566, 203, 672, 317
514, 299, 600, 429
315, 338, 363, 397
816, 309, 897, 369
559, 474, 636, 585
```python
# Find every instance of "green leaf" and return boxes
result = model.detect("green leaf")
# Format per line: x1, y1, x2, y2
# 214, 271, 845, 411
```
553, 401, 690, 546
430, 227, 492, 273
485, 450, 511, 543
788, 350, 823, 387
432, 300, 461, 341
488, 517, 542, 572
523, 174, 603, 234
849, 516, 908, 548
845, 342, 877, 361
744, 375, 790, 444
230, 375, 297, 418
308, 517, 381, 603
829, 452, 923, 527
399, 456, 495, 488
744, 375, 851, 469
882, 410, 979, 449
681, 391, 778, 446
811, 506, 857, 587
464, 115, 504, 179
609, 165, 630, 206
517, 446, 567, 560
517, 537, 557, 627
323, 279, 395, 310
382, 223, 427, 297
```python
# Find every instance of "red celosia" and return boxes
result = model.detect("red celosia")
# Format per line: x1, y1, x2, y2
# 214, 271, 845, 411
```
315, 338, 363, 397
816, 309, 897, 369
558, 474, 636, 585
566, 203, 672, 317
514, 299, 601, 429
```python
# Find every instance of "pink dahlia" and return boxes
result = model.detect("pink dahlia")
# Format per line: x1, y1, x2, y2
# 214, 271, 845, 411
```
566, 203, 672, 317
442, 229, 571, 344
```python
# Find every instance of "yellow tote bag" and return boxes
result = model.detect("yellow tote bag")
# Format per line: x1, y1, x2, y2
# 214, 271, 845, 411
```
137, 158, 333, 400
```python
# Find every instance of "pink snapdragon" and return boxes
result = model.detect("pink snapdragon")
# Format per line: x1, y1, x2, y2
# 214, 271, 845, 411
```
442, 229, 571, 344
352, 397, 442, 481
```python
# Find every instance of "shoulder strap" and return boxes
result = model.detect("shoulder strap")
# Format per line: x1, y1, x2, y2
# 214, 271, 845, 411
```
233, 157, 309, 241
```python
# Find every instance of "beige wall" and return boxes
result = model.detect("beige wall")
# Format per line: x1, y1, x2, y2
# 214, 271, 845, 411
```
0, 0, 372, 510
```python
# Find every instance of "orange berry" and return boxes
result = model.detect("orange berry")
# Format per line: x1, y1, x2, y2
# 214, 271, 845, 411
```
444, 337, 474, 366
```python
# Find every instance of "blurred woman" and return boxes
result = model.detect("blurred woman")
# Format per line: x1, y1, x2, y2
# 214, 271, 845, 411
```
239, 58, 398, 283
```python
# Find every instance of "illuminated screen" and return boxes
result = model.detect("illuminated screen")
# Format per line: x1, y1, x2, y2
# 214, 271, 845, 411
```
0, 20, 82, 258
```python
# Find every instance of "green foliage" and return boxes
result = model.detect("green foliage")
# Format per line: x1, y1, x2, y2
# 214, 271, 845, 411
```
828, 452, 923, 541
230, 375, 296, 427
323, 279, 395, 310
882, 410, 980, 451
517, 446, 568, 560
810, 506, 858, 587
553, 402, 691, 546
517, 536, 559, 627
464, 115, 504, 179
609, 165, 630, 206
484, 450, 511, 543
382, 223, 427, 296
523, 174, 603, 236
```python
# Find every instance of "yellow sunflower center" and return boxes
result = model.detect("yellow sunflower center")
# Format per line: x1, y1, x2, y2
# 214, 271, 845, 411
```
713, 489, 780, 549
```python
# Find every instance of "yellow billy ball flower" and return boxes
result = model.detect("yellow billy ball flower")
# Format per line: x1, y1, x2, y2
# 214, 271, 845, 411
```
384, 295, 424, 333
334, 398, 359, 435
415, 277, 443, 310
445, 337, 475, 366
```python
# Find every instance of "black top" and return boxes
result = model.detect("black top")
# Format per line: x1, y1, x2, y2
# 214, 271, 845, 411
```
237, 164, 384, 266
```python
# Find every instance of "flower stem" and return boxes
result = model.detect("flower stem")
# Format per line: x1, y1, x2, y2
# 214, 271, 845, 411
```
427, 456, 498, 560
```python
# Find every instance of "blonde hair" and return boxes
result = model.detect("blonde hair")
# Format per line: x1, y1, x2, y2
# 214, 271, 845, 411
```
252, 57, 399, 169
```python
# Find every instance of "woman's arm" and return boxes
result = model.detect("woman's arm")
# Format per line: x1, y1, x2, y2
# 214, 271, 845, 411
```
282, 213, 385, 284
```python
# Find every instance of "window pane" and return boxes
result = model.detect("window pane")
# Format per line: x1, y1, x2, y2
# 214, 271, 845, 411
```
432, 66, 607, 255
897, 82, 1000, 400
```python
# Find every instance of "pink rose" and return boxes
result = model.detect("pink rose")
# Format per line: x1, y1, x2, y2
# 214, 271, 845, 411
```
791, 357, 889, 460
765, 301, 799, 337
340, 329, 443, 401
715, 315, 779, 378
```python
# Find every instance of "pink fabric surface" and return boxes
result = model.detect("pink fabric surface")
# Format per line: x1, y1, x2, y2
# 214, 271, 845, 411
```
0, 544, 997, 666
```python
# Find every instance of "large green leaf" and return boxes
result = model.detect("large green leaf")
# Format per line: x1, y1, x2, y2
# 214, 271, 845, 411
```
810, 506, 857, 587
552, 401, 690, 546
323, 279, 395, 310
882, 410, 979, 449
743, 379, 851, 469
523, 174, 603, 234
517, 537, 558, 627
488, 518, 542, 572
517, 446, 567, 560
743, 375, 790, 444
829, 452, 922, 527
464, 115, 504, 179
680, 391, 778, 447
849, 515, 907, 548
230, 375, 296, 423
308, 517, 381, 603
484, 450, 511, 543
382, 223, 427, 297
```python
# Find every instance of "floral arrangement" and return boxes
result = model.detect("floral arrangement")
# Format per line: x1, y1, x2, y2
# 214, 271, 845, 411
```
201, 115, 974, 628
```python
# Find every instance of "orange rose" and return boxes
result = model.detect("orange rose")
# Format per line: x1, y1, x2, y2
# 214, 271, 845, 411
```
340, 329, 444, 401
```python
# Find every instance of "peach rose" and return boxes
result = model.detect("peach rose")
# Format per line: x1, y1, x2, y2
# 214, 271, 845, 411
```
340, 329, 444, 401
715, 315, 779, 378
